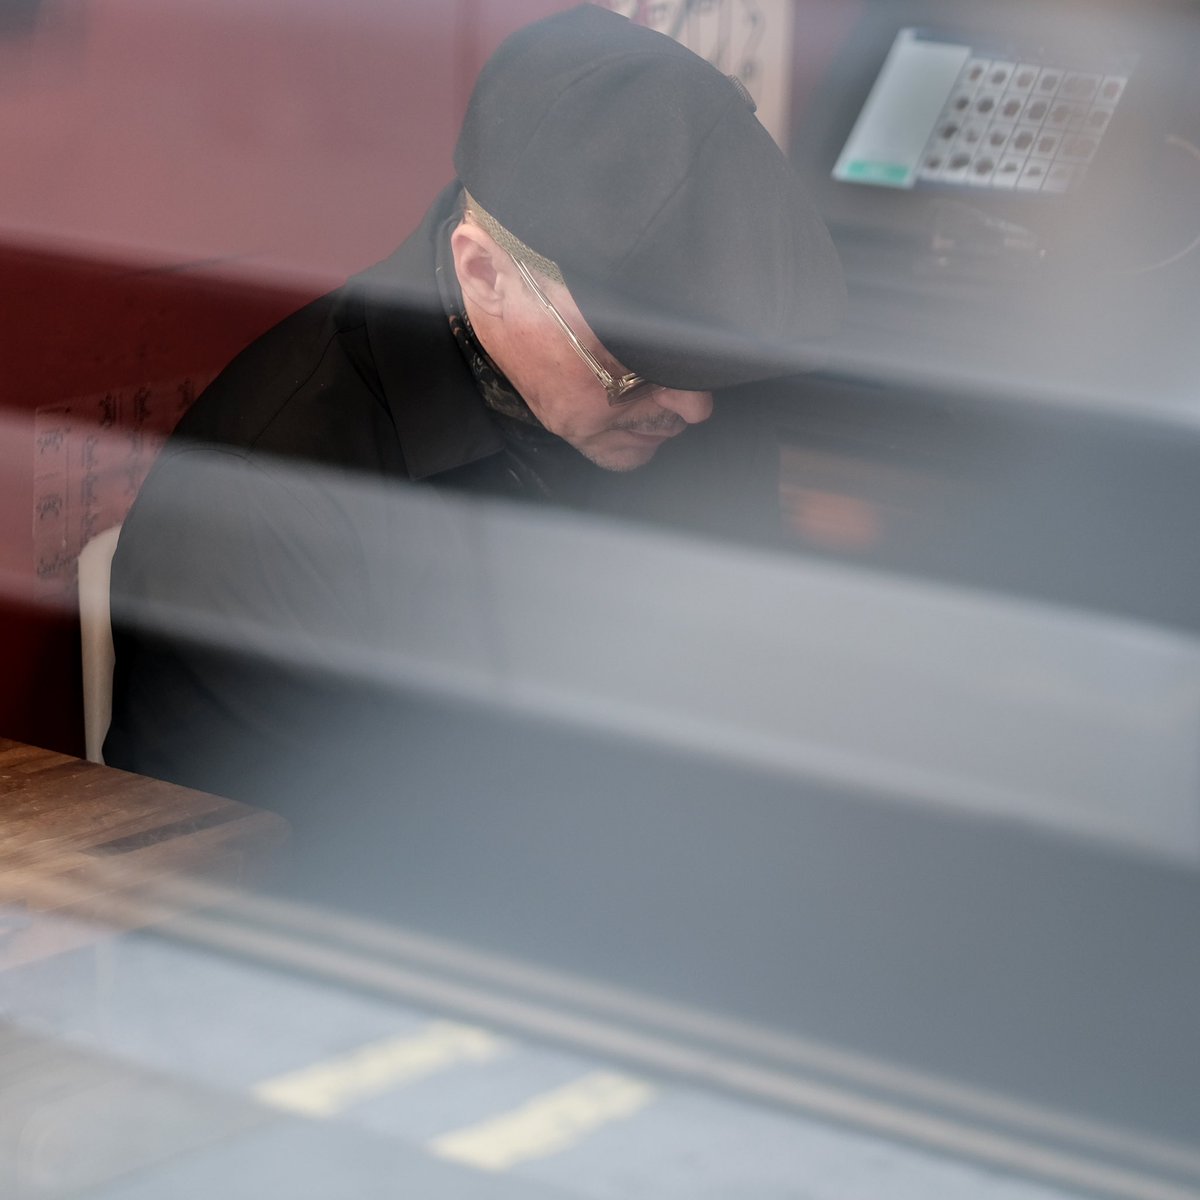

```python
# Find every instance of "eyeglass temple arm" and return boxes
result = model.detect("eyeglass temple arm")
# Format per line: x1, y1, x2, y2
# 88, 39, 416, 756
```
510, 257, 641, 393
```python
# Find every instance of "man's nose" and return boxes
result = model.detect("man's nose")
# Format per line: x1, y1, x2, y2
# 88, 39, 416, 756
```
655, 389, 714, 425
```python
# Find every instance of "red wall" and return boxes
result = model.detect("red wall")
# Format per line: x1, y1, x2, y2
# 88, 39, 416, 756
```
0, 0, 573, 753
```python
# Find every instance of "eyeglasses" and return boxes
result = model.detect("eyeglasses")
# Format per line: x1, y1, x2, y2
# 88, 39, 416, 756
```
509, 255, 661, 407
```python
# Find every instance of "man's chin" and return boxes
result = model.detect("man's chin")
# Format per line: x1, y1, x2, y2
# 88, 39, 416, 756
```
578, 440, 662, 472
574, 427, 680, 472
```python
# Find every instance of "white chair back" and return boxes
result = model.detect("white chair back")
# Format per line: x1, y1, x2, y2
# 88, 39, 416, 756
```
78, 525, 122, 763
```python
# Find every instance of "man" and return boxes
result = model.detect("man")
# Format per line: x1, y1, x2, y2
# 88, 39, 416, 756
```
103, 4, 844, 820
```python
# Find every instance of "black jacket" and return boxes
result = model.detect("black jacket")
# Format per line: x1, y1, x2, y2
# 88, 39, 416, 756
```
104, 184, 779, 822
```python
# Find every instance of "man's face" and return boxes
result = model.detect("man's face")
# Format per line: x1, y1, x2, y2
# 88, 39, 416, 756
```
503, 275, 714, 472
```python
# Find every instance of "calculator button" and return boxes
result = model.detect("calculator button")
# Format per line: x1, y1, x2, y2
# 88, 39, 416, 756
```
992, 156, 1025, 188
988, 61, 1016, 88
1036, 68, 1063, 95
1043, 162, 1080, 193
1011, 65, 1040, 92
967, 152, 997, 184
985, 124, 1013, 152
1060, 73, 1099, 102
918, 154, 946, 180
1032, 131, 1061, 157
1017, 159, 1048, 189
917, 164, 941, 182
1046, 102, 1084, 129
964, 58, 991, 85
943, 152, 972, 182
1059, 134, 1099, 162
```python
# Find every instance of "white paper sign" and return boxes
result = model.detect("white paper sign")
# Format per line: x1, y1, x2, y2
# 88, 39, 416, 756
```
606, 0, 796, 148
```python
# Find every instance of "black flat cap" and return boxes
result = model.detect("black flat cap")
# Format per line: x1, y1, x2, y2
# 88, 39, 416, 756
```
454, 3, 845, 391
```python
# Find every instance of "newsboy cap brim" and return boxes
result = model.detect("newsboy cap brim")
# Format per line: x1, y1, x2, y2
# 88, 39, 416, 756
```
454, 3, 845, 392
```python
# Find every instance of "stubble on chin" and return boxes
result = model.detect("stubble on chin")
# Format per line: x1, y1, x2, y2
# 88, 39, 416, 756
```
578, 439, 665, 472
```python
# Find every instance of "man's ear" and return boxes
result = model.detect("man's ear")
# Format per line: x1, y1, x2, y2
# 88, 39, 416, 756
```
451, 222, 509, 318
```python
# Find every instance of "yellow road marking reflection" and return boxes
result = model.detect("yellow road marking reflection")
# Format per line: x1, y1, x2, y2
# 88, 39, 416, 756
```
432, 1070, 655, 1171
253, 1020, 507, 1117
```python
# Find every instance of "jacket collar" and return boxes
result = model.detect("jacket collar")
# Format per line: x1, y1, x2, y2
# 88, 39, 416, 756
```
356, 183, 505, 481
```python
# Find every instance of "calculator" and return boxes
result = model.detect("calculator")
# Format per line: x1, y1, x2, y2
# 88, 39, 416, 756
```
833, 28, 1135, 196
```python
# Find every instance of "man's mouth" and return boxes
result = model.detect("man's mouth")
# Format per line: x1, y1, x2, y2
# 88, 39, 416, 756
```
614, 418, 685, 438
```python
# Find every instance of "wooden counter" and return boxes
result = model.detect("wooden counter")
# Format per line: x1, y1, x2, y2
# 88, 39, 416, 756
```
0, 738, 288, 969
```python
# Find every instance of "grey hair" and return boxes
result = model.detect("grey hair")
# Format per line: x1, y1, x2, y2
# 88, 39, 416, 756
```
462, 190, 564, 285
